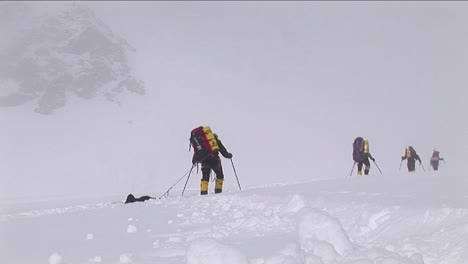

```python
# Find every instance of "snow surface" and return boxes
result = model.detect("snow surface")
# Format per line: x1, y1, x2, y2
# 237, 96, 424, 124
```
1, 172, 467, 264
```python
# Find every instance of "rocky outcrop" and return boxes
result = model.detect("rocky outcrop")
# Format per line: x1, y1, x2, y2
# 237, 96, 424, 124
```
0, 2, 144, 114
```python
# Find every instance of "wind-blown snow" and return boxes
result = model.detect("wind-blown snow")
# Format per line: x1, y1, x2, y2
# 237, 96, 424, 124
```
1, 173, 467, 264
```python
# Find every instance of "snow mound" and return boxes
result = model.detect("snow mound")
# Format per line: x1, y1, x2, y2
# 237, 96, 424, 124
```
186, 238, 249, 264
48, 253, 63, 264
297, 207, 353, 256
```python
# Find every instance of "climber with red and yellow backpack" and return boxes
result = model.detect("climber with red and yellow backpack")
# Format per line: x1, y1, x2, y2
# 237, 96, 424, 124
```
189, 126, 233, 195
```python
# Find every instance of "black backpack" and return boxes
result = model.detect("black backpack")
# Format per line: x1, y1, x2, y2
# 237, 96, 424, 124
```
353, 137, 364, 161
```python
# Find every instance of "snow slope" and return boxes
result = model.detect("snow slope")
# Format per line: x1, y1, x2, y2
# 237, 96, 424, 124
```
1, 171, 467, 264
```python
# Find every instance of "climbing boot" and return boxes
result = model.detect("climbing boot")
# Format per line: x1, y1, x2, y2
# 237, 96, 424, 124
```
215, 178, 223, 193
201, 180, 209, 195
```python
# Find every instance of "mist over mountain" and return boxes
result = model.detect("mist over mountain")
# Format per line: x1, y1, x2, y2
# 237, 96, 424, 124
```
0, 2, 144, 115
1, 1, 466, 203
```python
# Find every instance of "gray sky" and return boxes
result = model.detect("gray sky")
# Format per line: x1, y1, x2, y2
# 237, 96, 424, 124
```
1, 1, 467, 199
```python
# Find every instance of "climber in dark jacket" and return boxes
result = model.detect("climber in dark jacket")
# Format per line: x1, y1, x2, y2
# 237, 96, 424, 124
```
197, 134, 232, 195
401, 146, 422, 172
352, 137, 375, 176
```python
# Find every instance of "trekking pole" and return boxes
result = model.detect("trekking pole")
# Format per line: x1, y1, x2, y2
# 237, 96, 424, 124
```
372, 160, 383, 174
399, 160, 403, 171
181, 164, 196, 195
348, 162, 356, 177
419, 162, 426, 172
230, 158, 242, 190
159, 164, 196, 199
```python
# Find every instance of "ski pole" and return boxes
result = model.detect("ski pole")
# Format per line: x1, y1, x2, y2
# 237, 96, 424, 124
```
159, 164, 196, 199
399, 159, 403, 171
182, 164, 195, 195
372, 160, 383, 174
420, 162, 426, 172
180, 154, 213, 197
230, 158, 242, 190
348, 162, 356, 177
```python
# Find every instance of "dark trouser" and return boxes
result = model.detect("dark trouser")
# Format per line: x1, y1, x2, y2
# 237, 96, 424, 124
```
407, 158, 416, 172
431, 160, 439, 171
356, 157, 371, 175
200, 156, 224, 195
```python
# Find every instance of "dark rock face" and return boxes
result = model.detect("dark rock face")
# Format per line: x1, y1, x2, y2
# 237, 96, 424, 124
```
0, 2, 145, 114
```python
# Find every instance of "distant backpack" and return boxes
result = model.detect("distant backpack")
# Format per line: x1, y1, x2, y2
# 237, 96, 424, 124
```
353, 137, 364, 161
190, 126, 220, 163
431, 150, 440, 162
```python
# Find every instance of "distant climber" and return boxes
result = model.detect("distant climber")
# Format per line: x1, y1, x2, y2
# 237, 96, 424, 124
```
401, 146, 422, 172
352, 137, 376, 175
430, 149, 445, 171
